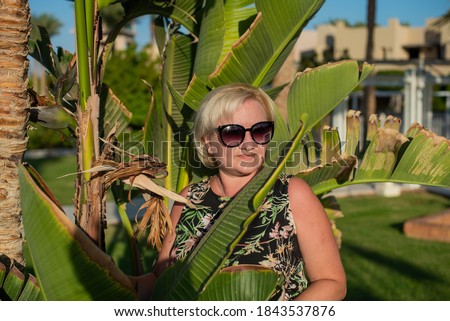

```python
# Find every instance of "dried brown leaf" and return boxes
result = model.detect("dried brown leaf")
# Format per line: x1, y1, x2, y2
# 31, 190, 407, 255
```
134, 194, 173, 251
123, 174, 195, 209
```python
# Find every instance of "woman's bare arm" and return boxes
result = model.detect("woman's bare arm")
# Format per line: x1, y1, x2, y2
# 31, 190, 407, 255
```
288, 177, 346, 301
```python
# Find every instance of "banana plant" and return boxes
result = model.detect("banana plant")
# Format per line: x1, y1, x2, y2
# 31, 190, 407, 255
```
19, 0, 449, 301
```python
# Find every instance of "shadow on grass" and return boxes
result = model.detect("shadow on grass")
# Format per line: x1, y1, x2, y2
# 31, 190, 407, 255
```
343, 242, 440, 300
390, 222, 405, 233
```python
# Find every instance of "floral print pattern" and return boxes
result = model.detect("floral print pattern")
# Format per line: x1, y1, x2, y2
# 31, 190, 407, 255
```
170, 173, 307, 300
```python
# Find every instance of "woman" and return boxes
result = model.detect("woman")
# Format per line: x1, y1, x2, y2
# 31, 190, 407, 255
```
135, 83, 346, 300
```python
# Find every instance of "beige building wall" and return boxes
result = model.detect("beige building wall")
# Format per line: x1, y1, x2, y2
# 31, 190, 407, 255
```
314, 23, 336, 60
296, 18, 450, 61
326, 20, 366, 60
431, 18, 450, 60
289, 18, 450, 77
315, 19, 428, 61
290, 30, 318, 68
275, 18, 450, 111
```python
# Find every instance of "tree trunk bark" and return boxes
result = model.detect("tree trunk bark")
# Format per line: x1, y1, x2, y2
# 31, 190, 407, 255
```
364, 0, 377, 122
0, 0, 30, 265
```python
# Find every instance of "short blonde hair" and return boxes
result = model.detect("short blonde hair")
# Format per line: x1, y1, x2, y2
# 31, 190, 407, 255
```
193, 83, 276, 167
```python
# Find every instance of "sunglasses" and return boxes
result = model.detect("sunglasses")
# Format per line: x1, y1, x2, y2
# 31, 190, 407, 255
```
216, 121, 274, 147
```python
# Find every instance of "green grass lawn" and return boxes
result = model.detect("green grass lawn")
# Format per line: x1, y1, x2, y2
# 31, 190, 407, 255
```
26, 154, 77, 205
337, 191, 450, 300
25, 154, 450, 300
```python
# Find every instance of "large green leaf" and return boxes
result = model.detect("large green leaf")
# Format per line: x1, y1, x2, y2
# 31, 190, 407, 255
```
298, 156, 358, 190
287, 61, 373, 135
159, 32, 197, 192
182, 0, 325, 111
181, 75, 212, 112
144, 25, 197, 191
306, 117, 450, 195
142, 18, 166, 159
19, 164, 137, 300
161, 32, 197, 127
285, 61, 373, 176
131, 0, 330, 119
390, 126, 450, 185
253, 115, 309, 210
355, 127, 406, 181
99, 84, 132, 139
192, 0, 225, 80
198, 266, 282, 301
208, 0, 324, 88
193, 0, 256, 81
104, 0, 204, 46
181, 0, 257, 111
217, 0, 256, 66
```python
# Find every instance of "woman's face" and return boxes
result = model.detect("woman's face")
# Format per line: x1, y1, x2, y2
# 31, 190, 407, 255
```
205, 98, 272, 178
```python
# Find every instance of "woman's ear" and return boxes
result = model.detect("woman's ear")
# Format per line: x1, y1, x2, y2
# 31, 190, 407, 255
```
203, 137, 213, 155
203, 135, 219, 156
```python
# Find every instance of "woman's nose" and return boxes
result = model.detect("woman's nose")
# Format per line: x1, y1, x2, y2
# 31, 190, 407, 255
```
240, 131, 257, 148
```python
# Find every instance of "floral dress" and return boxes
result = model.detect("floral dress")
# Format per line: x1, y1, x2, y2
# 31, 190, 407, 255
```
169, 173, 308, 300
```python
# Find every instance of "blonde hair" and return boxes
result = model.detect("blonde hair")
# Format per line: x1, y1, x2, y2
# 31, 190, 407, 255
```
193, 83, 276, 167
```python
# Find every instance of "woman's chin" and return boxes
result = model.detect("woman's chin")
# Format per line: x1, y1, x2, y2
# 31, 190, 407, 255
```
234, 161, 264, 175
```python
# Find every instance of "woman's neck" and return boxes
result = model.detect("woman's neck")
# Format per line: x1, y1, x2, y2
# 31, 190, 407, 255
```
214, 170, 260, 197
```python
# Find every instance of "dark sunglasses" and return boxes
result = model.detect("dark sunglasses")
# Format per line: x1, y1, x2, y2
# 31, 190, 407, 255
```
216, 121, 274, 147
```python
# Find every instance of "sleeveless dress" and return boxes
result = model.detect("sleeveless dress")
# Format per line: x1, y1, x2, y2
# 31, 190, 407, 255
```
169, 173, 308, 300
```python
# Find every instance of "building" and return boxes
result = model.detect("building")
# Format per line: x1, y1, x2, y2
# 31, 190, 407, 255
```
272, 17, 450, 141
294, 18, 450, 75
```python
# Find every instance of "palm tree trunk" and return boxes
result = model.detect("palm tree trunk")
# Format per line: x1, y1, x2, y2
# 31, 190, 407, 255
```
0, 0, 31, 265
364, 0, 376, 123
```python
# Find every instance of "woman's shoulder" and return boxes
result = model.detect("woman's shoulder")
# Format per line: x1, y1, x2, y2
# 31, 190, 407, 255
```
269, 172, 304, 198
286, 175, 312, 192
275, 173, 317, 204
286, 175, 324, 218
274, 173, 309, 191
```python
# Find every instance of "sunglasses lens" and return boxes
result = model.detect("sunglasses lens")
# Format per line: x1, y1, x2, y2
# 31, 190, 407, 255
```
220, 125, 245, 147
217, 121, 274, 147
251, 122, 274, 144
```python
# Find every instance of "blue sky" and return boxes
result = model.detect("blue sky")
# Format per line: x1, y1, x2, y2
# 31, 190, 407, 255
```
29, 0, 449, 52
